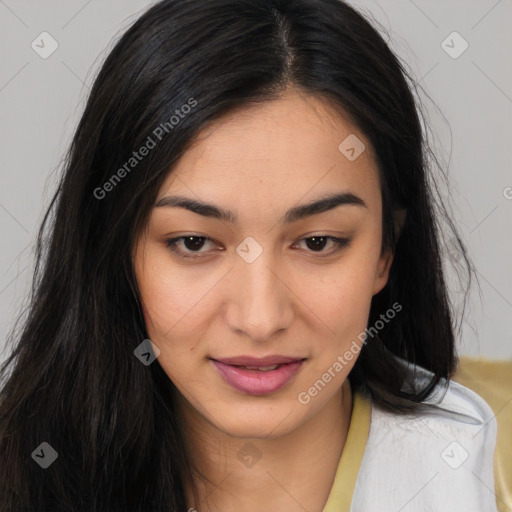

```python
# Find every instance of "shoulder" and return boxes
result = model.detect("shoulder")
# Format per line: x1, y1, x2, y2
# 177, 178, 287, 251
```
351, 359, 499, 512
379, 360, 498, 440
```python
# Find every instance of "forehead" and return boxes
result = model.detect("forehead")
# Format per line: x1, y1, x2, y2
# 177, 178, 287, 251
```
158, 89, 381, 215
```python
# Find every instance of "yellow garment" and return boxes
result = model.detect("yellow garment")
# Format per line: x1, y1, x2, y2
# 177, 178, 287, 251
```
453, 356, 512, 512
322, 386, 371, 512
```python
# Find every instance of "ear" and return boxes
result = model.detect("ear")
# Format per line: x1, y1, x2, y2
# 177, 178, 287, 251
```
372, 208, 407, 296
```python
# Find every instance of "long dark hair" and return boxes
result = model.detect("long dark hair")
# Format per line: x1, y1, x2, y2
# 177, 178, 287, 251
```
0, 0, 475, 509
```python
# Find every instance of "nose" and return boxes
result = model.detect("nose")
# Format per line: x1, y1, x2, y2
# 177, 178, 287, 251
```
224, 249, 294, 342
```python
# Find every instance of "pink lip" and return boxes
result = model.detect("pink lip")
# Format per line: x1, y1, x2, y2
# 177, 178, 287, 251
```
213, 355, 304, 366
211, 358, 305, 395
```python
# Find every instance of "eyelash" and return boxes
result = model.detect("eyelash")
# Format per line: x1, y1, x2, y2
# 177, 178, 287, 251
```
165, 235, 351, 260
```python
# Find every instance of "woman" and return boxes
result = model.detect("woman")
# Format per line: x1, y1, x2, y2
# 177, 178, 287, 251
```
0, 0, 499, 510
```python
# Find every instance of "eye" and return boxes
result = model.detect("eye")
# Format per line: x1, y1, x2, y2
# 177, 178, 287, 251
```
292, 236, 351, 256
165, 234, 351, 260
166, 235, 219, 259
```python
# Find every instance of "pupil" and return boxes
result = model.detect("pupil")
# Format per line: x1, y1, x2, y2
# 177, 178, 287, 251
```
184, 236, 205, 251
306, 237, 327, 251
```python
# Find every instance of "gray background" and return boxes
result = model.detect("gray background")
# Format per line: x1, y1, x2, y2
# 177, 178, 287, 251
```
1, 0, 511, 363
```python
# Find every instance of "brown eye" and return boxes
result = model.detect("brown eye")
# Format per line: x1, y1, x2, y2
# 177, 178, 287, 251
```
295, 236, 351, 256
165, 234, 351, 260
166, 236, 217, 259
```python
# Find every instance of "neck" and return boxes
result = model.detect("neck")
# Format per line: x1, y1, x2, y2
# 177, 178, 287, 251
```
178, 378, 353, 512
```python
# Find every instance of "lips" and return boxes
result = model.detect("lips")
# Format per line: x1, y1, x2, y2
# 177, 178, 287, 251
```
212, 355, 305, 367
210, 356, 307, 395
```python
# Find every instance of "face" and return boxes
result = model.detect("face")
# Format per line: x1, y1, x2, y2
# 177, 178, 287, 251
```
133, 88, 394, 439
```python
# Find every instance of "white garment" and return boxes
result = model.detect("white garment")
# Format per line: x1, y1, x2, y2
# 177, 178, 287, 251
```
351, 360, 499, 512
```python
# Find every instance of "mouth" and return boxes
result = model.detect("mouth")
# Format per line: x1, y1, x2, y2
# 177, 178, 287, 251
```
210, 356, 307, 395
211, 355, 306, 367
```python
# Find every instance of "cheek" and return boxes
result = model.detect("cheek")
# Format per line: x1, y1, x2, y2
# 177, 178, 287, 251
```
303, 261, 376, 331
135, 252, 218, 382
295, 260, 378, 379
136, 254, 210, 335
138, 274, 200, 384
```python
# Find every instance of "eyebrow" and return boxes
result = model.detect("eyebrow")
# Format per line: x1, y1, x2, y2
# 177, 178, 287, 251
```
155, 191, 367, 224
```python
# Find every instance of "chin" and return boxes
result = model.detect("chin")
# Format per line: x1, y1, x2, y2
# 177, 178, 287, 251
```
208, 409, 301, 440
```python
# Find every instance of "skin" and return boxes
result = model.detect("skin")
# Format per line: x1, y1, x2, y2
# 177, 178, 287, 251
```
134, 87, 401, 511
